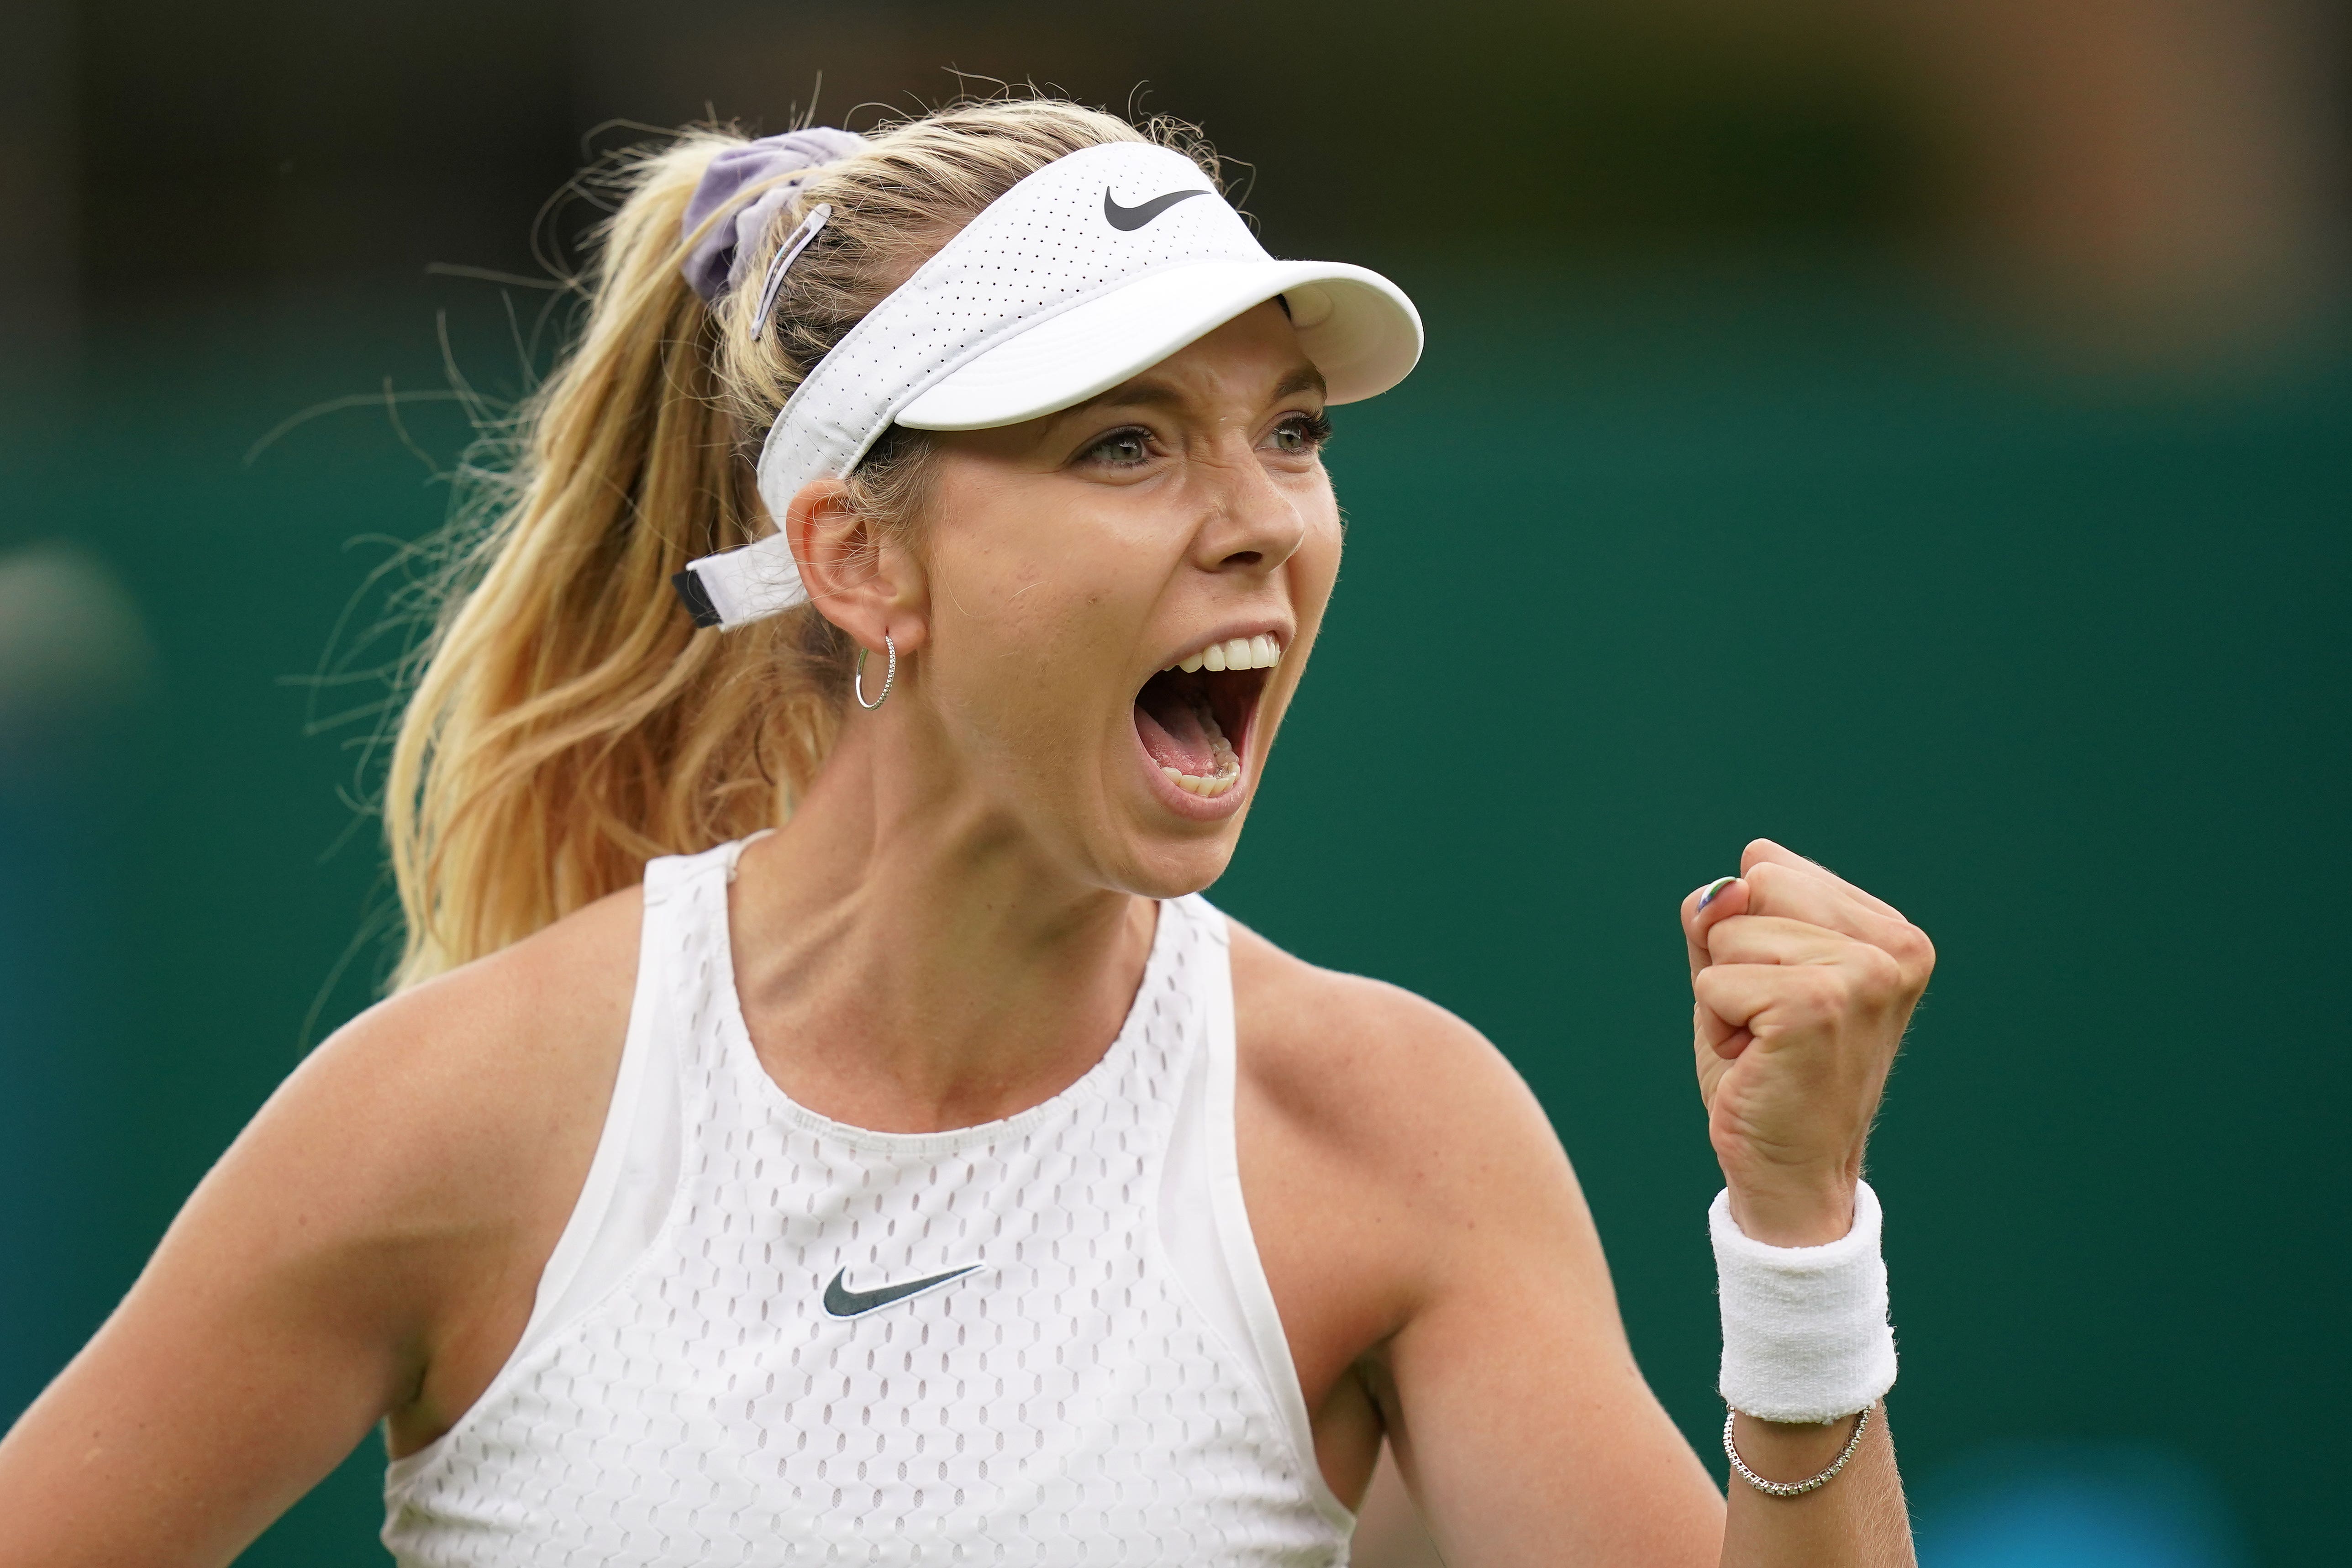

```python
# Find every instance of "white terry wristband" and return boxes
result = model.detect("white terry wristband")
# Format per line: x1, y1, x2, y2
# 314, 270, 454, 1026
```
1712, 1179, 1898, 1424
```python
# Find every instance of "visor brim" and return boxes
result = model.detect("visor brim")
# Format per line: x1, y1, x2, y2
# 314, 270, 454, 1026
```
895, 259, 1422, 432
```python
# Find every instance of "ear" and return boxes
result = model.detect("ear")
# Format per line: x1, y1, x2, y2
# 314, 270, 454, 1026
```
784, 477, 931, 657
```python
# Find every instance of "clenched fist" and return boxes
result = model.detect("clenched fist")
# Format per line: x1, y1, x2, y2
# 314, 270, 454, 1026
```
1682, 840, 1933, 1247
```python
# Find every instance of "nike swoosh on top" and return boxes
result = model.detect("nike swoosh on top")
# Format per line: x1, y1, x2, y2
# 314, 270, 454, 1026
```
1103, 187, 1212, 232
821, 1264, 982, 1318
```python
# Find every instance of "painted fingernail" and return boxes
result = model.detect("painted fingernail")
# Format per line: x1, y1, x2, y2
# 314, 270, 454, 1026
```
1698, 875, 1737, 911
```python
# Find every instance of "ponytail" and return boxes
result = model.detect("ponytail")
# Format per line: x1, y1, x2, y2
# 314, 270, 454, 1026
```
385, 104, 1218, 987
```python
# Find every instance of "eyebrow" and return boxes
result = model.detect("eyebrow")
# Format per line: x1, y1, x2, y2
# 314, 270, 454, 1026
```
1271, 366, 1329, 402
1270, 369, 1326, 402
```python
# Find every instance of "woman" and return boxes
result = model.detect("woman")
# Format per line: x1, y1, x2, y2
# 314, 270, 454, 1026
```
0, 100, 1929, 1566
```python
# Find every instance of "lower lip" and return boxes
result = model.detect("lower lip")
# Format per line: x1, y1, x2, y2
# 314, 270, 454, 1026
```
1134, 726, 1250, 821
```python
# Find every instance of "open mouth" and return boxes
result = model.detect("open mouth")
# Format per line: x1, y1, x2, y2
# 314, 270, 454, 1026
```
1132, 634, 1282, 800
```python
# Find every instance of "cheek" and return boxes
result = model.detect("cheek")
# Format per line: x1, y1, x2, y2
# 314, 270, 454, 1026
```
933, 523, 1137, 656
922, 510, 1160, 753
1289, 506, 1344, 620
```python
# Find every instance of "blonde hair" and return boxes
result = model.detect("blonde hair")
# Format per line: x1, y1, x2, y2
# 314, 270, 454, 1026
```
385, 99, 1222, 987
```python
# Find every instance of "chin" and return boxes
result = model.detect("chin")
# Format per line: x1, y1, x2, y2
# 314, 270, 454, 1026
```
1101, 815, 1246, 902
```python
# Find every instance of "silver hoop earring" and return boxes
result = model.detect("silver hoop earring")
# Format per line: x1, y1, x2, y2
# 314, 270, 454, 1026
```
855, 632, 896, 710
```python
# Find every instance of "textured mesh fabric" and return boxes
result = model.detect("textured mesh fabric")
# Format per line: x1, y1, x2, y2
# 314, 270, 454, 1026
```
382, 840, 1353, 1565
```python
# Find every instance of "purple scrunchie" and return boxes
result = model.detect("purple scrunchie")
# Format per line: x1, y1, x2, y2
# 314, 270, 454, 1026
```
680, 126, 866, 304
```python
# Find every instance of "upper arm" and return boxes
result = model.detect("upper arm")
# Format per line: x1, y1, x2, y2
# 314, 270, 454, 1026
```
1373, 1037, 1723, 1567
1232, 930, 1722, 1567
0, 894, 637, 1568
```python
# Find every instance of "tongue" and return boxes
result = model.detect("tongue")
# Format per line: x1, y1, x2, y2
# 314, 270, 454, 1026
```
1135, 677, 1218, 775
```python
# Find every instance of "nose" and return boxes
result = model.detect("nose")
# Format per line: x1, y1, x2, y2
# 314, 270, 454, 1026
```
1188, 441, 1310, 578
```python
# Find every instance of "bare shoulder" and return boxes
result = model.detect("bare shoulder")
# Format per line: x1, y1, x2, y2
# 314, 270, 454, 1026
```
1228, 920, 1561, 1179
0, 889, 656, 1563
264, 885, 645, 1224
169, 880, 651, 1399
1225, 919, 1592, 1319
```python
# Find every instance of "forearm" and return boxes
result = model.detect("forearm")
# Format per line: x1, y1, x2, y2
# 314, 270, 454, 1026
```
1719, 1404, 1914, 1568
1709, 1159, 1912, 1566
1684, 847, 1930, 1568
1704, 1190, 1912, 1568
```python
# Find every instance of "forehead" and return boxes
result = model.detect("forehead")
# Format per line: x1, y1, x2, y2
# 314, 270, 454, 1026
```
1075, 302, 1326, 414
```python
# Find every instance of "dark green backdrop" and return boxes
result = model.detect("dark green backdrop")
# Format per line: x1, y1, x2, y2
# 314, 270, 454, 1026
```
1, 261, 2344, 1563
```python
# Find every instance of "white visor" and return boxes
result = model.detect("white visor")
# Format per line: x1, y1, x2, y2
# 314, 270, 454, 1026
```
678, 142, 1423, 631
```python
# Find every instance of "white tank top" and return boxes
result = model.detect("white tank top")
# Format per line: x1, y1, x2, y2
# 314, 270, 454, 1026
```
382, 838, 1355, 1565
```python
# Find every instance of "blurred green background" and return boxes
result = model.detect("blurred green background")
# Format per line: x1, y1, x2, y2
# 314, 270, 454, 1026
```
2, 2, 2345, 1563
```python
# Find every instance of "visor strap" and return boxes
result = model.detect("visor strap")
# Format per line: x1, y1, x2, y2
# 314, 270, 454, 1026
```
671, 533, 807, 629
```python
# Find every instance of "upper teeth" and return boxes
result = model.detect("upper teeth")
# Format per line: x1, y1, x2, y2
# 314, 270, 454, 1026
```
1168, 634, 1281, 674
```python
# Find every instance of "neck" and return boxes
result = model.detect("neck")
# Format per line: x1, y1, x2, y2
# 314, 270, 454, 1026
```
725, 716, 1155, 1134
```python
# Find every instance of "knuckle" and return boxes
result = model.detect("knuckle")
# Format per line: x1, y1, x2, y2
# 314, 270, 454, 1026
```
1853, 944, 1905, 995
1881, 922, 1936, 983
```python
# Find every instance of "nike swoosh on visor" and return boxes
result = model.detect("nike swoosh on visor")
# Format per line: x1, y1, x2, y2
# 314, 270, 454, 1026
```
1103, 187, 1211, 231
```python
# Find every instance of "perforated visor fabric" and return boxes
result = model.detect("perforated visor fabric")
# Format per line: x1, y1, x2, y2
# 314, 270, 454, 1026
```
683, 142, 1421, 631
895, 260, 1415, 431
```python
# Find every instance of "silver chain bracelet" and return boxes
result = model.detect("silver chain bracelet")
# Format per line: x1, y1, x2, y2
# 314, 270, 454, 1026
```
1721, 1403, 1873, 1499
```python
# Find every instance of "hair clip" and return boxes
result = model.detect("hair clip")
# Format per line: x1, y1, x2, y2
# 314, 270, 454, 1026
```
750, 203, 832, 342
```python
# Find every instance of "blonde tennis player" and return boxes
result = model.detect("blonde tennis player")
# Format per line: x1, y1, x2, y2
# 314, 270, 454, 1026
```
0, 99, 1928, 1567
